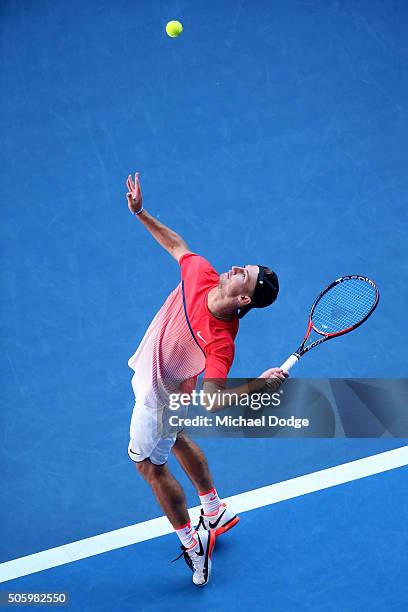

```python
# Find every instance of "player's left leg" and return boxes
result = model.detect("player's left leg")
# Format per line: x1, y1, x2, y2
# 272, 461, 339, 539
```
132, 457, 215, 586
172, 432, 240, 536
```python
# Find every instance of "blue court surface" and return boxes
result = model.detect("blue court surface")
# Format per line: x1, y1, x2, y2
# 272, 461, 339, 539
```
1, 1, 408, 610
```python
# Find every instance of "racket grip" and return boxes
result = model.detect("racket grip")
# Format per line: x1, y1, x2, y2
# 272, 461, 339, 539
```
280, 354, 299, 372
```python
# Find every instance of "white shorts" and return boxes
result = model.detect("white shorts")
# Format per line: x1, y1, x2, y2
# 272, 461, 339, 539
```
128, 374, 187, 466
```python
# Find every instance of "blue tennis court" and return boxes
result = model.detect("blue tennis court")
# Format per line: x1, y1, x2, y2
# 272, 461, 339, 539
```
1, 0, 407, 609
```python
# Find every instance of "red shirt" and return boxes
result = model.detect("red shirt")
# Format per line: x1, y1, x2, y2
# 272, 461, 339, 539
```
128, 252, 238, 405
180, 253, 239, 381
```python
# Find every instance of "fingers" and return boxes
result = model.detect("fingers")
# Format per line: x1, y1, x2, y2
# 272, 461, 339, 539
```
272, 373, 286, 382
126, 173, 140, 194
260, 367, 288, 380
127, 175, 134, 191
269, 369, 287, 382
274, 369, 289, 379
265, 378, 280, 390
264, 368, 289, 390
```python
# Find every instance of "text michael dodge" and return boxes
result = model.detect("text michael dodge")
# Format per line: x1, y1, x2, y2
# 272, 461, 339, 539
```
168, 415, 310, 429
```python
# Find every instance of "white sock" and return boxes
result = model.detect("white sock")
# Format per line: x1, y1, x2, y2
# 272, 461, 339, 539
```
175, 520, 197, 549
199, 487, 221, 515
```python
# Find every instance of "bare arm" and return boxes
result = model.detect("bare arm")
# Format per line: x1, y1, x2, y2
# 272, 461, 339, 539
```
202, 367, 289, 413
126, 172, 190, 261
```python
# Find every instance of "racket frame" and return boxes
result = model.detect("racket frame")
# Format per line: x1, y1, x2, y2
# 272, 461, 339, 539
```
280, 275, 379, 371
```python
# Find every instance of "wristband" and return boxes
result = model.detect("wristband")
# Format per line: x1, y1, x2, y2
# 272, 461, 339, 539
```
133, 206, 144, 216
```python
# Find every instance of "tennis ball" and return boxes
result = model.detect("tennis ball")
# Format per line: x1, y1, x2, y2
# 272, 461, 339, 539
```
166, 20, 183, 38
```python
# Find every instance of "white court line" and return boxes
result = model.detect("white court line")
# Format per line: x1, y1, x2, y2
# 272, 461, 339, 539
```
1, 446, 407, 584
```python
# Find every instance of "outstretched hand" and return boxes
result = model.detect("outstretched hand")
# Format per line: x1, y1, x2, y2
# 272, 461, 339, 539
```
126, 173, 143, 214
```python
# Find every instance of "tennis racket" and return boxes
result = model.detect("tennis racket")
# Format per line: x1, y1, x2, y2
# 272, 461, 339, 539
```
280, 275, 379, 372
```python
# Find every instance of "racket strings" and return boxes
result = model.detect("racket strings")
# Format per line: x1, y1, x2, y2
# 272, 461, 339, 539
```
312, 279, 377, 334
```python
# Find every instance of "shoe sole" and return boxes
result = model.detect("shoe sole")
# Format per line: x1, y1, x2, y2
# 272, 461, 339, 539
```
215, 515, 240, 537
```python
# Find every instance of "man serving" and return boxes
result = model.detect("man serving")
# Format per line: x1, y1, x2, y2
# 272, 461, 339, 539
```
126, 172, 288, 586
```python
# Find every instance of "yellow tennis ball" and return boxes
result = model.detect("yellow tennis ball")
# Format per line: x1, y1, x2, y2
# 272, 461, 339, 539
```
166, 20, 183, 38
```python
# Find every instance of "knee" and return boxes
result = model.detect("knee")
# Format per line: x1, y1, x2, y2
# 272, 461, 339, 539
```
135, 458, 164, 483
174, 431, 193, 452
135, 458, 152, 478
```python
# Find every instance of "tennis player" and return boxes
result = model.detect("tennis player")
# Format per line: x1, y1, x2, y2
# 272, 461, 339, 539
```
125, 173, 288, 586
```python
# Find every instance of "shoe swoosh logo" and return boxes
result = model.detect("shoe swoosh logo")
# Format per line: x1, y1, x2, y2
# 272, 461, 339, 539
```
195, 535, 205, 557
208, 509, 227, 529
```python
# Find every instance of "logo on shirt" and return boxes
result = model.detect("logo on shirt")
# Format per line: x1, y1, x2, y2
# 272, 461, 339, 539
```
196, 331, 207, 344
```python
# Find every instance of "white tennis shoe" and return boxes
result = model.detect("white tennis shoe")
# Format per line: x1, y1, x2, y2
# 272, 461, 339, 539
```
196, 502, 240, 537
174, 530, 216, 587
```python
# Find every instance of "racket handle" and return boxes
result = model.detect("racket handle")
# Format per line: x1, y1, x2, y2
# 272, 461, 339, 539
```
280, 354, 299, 372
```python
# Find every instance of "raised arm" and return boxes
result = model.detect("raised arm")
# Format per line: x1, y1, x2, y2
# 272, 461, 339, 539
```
126, 172, 190, 261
